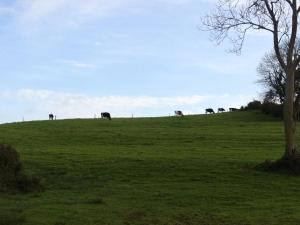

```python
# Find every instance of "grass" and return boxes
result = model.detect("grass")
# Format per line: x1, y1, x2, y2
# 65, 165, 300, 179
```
0, 111, 299, 225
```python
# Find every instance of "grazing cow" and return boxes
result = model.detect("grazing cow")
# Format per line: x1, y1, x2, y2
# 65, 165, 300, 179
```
218, 108, 225, 113
229, 108, 238, 112
49, 114, 54, 120
175, 110, 184, 117
101, 112, 111, 120
205, 108, 215, 114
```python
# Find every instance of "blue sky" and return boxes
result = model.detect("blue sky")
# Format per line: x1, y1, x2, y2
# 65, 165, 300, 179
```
0, 0, 273, 122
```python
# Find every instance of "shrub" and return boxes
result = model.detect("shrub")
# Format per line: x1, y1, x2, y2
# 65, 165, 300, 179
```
240, 106, 246, 111
261, 102, 283, 118
0, 144, 42, 193
0, 144, 21, 191
243, 100, 283, 118
246, 100, 262, 110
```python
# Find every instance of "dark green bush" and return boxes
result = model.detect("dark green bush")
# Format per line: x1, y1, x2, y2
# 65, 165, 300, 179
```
0, 144, 42, 193
246, 100, 262, 110
242, 100, 283, 118
0, 144, 21, 191
261, 102, 283, 118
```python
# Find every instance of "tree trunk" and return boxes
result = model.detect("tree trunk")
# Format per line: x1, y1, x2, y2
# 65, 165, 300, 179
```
284, 69, 297, 158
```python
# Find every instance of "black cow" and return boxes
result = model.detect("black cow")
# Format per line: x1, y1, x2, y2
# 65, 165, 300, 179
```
205, 108, 215, 114
175, 110, 184, 117
101, 112, 111, 120
49, 114, 54, 120
229, 108, 238, 112
218, 108, 225, 113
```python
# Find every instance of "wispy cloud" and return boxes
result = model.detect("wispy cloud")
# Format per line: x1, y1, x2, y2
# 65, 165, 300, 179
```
0, 6, 17, 15
13, 0, 196, 29
18, 0, 129, 26
60, 60, 96, 69
183, 57, 255, 75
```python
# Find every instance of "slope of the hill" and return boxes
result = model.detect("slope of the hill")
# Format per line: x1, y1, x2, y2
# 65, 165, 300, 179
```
0, 111, 299, 225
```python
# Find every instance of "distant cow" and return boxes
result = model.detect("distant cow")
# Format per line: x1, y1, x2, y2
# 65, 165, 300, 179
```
218, 108, 225, 113
101, 112, 111, 120
49, 114, 54, 120
175, 110, 184, 117
205, 108, 215, 114
229, 108, 238, 112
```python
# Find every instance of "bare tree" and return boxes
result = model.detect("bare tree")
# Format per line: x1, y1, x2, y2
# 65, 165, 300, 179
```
258, 51, 286, 103
203, 0, 300, 160
258, 42, 300, 105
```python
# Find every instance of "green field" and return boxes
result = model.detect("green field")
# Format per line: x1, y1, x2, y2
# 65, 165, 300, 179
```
1, 111, 300, 225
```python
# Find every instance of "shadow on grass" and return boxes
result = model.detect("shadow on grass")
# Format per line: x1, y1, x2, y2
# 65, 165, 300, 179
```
258, 154, 300, 175
0, 211, 25, 225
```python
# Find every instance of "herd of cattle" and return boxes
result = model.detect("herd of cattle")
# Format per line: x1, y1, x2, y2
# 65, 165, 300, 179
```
205, 107, 238, 114
48, 108, 238, 121
174, 107, 238, 117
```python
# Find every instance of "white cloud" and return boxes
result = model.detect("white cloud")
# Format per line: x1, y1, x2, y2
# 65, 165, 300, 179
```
0, 6, 17, 15
11, 0, 132, 31
13, 0, 195, 28
0, 89, 254, 123
184, 57, 255, 75
60, 60, 96, 69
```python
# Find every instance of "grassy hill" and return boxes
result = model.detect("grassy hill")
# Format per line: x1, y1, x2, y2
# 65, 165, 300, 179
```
0, 111, 299, 225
